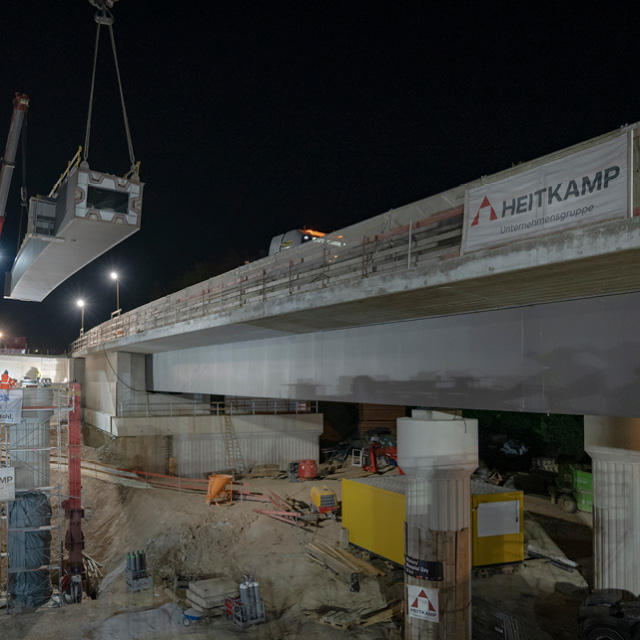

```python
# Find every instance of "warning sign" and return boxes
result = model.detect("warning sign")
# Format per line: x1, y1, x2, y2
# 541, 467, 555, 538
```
0, 467, 15, 502
408, 584, 439, 622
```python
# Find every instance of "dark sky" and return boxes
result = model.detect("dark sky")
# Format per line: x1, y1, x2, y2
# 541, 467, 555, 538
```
0, 2, 638, 351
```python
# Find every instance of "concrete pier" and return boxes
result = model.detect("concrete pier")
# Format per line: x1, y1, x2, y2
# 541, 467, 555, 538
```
398, 410, 478, 639
585, 415, 640, 596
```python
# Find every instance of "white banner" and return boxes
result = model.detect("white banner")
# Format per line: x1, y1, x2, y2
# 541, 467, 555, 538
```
0, 389, 23, 424
408, 584, 439, 622
464, 134, 628, 253
0, 467, 16, 502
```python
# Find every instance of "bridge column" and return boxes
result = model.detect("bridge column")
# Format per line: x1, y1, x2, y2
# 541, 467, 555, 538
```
585, 415, 640, 596
398, 410, 478, 639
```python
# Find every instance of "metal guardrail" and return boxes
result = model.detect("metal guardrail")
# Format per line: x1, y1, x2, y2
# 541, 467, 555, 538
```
71, 206, 463, 353
115, 399, 318, 418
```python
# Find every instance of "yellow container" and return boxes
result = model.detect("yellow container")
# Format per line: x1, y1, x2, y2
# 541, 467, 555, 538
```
471, 489, 524, 566
342, 477, 406, 565
341, 477, 523, 567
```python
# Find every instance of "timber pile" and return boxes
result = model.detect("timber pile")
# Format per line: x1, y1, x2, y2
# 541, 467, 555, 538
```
83, 552, 103, 580
305, 601, 402, 631
306, 540, 377, 584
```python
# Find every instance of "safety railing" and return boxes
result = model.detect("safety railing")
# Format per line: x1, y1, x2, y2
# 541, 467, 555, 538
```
71, 206, 463, 353
115, 398, 318, 418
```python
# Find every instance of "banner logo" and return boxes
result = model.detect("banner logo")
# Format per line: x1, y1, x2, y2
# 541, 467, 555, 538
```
464, 134, 628, 253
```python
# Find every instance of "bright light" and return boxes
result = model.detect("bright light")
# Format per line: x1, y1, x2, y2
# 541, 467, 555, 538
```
110, 271, 118, 281
77, 299, 85, 308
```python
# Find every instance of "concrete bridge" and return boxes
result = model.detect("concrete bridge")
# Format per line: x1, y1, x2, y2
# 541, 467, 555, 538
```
67, 122, 640, 631
71, 123, 640, 417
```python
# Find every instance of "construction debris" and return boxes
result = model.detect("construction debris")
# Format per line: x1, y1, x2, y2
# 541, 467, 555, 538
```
83, 552, 103, 579
253, 489, 321, 529
305, 601, 402, 631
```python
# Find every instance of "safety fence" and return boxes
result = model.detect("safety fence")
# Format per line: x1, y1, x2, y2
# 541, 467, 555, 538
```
115, 398, 318, 418
70, 206, 463, 352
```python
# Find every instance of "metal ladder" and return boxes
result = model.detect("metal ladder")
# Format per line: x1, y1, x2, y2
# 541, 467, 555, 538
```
223, 412, 245, 474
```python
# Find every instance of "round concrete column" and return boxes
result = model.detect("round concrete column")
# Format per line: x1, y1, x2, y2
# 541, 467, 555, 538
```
585, 415, 640, 596
398, 410, 478, 640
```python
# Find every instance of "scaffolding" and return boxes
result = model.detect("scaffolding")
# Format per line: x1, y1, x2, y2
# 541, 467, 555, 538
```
0, 386, 74, 613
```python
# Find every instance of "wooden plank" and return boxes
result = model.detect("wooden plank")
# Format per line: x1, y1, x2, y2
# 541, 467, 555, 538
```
359, 601, 402, 627
306, 543, 362, 583
334, 547, 385, 577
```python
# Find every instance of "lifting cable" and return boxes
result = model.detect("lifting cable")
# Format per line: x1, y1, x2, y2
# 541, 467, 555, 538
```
83, 2, 139, 180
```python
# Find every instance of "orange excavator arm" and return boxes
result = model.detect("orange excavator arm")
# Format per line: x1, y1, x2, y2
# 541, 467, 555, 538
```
0, 93, 29, 241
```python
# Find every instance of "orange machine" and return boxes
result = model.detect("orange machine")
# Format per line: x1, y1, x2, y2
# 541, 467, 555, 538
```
206, 474, 233, 506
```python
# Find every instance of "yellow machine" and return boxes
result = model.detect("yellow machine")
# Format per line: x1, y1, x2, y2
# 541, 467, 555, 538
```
310, 485, 339, 517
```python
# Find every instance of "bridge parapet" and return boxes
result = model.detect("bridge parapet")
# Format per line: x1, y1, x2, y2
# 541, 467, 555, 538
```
71, 205, 463, 352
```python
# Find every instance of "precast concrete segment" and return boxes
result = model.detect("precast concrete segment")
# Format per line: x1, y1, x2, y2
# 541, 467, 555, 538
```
398, 411, 478, 640
585, 416, 640, 596
148, 290, 640, 416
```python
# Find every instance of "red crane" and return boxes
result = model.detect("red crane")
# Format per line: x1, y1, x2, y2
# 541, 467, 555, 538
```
0, 93, 29, 241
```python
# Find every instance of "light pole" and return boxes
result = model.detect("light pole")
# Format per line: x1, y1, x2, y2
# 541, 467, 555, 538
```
110, 271, 120, 312
77, 300, 85, 335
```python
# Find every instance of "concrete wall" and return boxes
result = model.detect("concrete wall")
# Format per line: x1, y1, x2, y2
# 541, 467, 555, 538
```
81, 414, 322, 476
0, 354, 68, 382
83, 352, 118, 420
172, 414, 323, 476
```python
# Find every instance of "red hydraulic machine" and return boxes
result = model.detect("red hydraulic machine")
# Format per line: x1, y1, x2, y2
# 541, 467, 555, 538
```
61, 383, 85, 603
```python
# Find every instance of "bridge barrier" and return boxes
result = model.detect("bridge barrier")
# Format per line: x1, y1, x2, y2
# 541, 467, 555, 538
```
70, 206, 463, 352
115, 399, 318, 418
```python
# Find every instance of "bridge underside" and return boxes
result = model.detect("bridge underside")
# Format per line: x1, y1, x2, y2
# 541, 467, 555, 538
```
148, 291, 640, 417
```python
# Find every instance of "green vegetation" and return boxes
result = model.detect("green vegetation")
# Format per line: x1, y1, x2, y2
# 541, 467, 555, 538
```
461, 409, 585, 459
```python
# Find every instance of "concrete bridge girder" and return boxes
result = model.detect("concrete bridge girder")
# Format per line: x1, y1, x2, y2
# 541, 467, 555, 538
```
147, 290, 640, 417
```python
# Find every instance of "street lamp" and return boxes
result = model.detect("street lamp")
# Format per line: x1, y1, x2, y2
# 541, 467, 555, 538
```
77, 299, 85, 335
110, 271, 120, 312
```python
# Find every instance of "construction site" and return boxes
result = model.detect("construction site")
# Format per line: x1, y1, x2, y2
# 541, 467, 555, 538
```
3, 2, 640, 640
0, 383, 595, 640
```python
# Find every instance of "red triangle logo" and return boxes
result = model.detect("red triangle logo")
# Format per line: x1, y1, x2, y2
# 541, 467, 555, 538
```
411, 589, 437, 612
471, 196, 498, 227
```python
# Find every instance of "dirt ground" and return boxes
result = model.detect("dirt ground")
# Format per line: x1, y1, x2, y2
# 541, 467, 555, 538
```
0, 464, 594, 639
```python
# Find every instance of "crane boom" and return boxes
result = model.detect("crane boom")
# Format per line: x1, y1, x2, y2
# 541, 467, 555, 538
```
0, 92, 29, 240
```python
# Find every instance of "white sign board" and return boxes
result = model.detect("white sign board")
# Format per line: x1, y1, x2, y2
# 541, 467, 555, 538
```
0, 467, 16, 502
464, 134, 628, 253
408, 584, 439, 622
477, 500, 521, 537
0, 389, 23, 424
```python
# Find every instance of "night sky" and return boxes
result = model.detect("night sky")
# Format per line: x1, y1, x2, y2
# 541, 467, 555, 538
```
0, 3, 638, 351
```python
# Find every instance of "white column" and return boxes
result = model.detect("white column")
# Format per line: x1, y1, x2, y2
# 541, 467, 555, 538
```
398, 410, 478, 640
585, 415, 640, 596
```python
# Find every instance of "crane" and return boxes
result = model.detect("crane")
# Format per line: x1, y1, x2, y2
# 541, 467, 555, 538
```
0, 93, 29, 242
